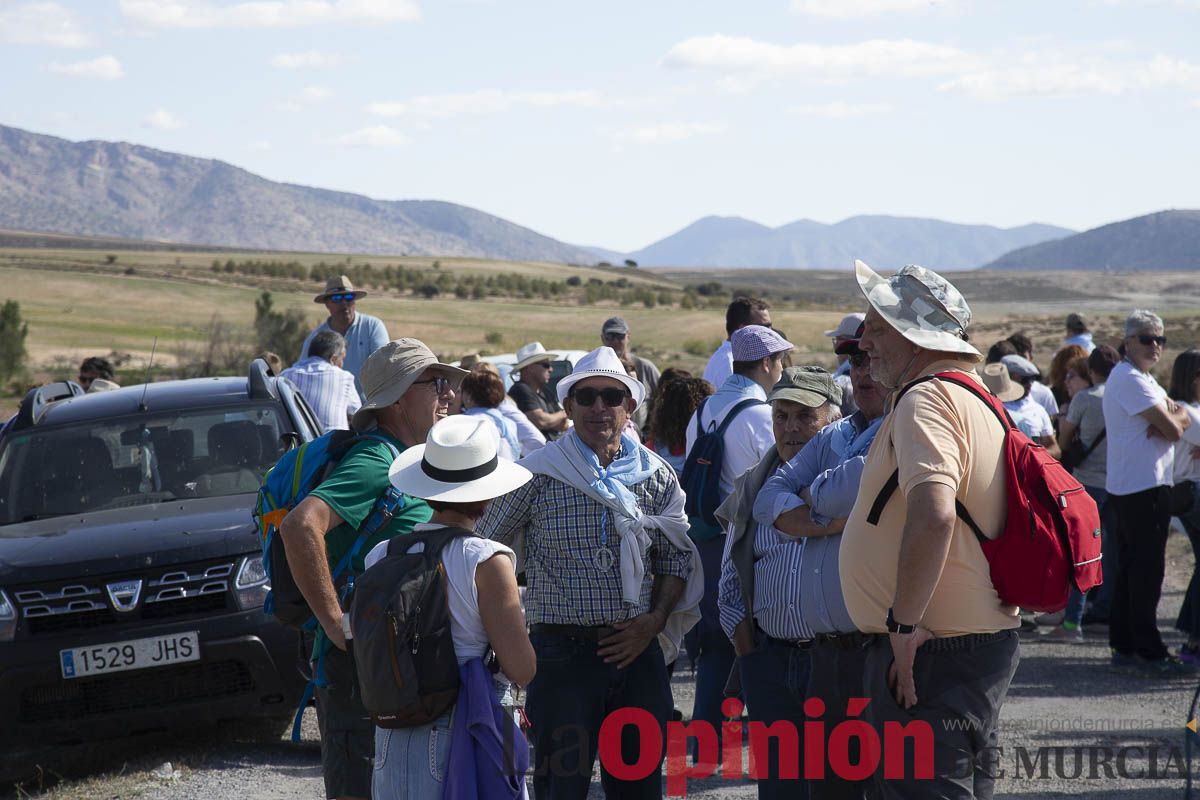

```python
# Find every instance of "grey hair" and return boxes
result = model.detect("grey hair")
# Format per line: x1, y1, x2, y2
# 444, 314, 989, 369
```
310, 330, 347, 362
1124, 309, 1164, 338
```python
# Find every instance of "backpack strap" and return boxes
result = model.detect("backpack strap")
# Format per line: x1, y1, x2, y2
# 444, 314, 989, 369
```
715, 398, 766, 436
865, 372, 1004, 544
694, 397, 711, 438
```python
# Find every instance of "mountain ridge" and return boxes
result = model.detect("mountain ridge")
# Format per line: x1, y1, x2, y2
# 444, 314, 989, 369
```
983, 210, 1200, 271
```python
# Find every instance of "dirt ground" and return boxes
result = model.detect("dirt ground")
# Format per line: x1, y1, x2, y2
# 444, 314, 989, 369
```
6, 526, 1200, 800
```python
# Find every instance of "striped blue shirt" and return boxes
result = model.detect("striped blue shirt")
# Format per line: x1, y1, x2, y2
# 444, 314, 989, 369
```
718, 513, 813, 641
299, 312, 389, 401
279, 357, 361, 431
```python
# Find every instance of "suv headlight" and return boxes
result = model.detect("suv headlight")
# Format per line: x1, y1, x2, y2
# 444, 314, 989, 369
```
0, 589, 15, 641
234, 556, 269, 610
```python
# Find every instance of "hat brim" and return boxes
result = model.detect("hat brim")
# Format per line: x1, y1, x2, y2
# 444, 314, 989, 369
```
556, 369, 645, 407
388, 444, 532, 503
314, 289, 368, 303
834, 338, 862, 356
351, 362, 468, 431
768, 388, 834, 408
855, 260, 982, 361
512, 353, 556, 372
982, 379, 1024, 403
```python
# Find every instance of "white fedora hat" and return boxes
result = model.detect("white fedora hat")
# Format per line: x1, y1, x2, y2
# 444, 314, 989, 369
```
388, 415, 532, 503
555, 346, 645, 406
512, 341, 556, 372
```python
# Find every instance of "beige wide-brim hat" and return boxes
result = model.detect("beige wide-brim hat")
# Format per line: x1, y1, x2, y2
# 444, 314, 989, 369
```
555, 346, 645, 406
351, 338, 468, 431
314, 274, 368, 303
980, 362, 1024, 402
389, 416, 532, 503
512, 341, 556, 372
855, 259, 982, 361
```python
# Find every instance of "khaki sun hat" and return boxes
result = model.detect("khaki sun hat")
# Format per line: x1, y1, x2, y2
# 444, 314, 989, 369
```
855, 260, 981, 361
981, 362, 1024, 402
351, 338, 468, 431
314, 275, 368, 304
767, 366, 843, 408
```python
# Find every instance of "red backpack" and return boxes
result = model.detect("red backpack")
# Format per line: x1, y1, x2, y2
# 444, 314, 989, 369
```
866, 371, 1103, 613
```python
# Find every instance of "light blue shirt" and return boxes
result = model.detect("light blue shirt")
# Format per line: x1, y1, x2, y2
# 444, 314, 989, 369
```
1063, 332, 1095, 354
299, 311, 389, 401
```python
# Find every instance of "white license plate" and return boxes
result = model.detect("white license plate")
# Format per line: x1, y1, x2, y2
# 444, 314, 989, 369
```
60, 631, 200, 679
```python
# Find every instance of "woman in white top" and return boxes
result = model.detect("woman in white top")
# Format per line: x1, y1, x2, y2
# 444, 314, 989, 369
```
1168, 350, 1200, 665
362, 415, 536, 799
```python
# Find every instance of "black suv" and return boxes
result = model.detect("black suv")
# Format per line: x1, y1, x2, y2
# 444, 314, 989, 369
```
0, 360, 323, 758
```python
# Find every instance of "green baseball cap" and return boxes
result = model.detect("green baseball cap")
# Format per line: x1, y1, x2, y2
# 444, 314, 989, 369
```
767, 366, 842, 408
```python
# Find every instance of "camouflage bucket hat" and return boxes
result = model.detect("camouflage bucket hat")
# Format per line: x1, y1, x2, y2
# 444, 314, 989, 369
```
855, 260, 981, 361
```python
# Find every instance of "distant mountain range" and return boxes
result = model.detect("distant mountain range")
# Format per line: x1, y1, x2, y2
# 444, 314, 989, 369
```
0, 124, 596, 262
1, 124, 1191, 271
983, 210, 1200, 271
628, 215, 1074, 270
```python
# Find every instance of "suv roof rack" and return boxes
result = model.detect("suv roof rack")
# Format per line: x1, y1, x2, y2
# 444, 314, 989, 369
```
248, 358, 279, 401
9, 381, 87, 433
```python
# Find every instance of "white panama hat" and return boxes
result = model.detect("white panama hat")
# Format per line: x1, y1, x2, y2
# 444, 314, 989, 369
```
388, 415, 532, 503
512, 341, 556, 372
555, 346, 645, 406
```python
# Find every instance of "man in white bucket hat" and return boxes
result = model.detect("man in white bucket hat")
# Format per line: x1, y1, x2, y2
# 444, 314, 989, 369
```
839, 261, 1019, 800
478, 345, 701, 799
280, 338, 465, 800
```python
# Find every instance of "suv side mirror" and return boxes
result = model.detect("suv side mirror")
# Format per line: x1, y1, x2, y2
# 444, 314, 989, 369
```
279, 432, 302, 451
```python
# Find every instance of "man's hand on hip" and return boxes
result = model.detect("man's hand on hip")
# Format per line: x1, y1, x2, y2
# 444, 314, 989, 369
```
887, 627, 934, 709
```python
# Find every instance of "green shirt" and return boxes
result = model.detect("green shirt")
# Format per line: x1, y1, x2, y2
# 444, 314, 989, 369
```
309, 432, 432, 573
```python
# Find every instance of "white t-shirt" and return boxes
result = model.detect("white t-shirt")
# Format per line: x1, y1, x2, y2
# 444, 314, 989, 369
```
1174, 403, 1200, 484
1102, 361, 1174, 495
702, 340, 733, 388
1030, 381, 1059, 419
1003, 395, 1054, 438
363, 523, 516, 664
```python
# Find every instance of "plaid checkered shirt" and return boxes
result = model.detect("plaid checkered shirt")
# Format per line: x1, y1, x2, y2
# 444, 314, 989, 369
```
477, 466, 693, 626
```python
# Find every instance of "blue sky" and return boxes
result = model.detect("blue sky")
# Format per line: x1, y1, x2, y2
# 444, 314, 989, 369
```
2, 0, 1198, 252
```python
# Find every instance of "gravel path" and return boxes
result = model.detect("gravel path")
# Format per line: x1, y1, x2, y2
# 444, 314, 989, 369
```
8, 528, 1200, 800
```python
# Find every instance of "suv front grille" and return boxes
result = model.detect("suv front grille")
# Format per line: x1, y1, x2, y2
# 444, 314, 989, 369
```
15, 560, 237, 636
20, 660, 256, 724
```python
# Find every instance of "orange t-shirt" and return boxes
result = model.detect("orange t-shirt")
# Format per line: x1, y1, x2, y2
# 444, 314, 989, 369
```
839, 361, 1020, 636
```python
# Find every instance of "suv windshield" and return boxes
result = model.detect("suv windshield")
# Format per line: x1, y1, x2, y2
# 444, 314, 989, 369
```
0, 404, 290, 525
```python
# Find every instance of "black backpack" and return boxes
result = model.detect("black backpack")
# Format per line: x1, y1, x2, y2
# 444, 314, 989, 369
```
349, 526, 469, 728
681, 397, 765, 541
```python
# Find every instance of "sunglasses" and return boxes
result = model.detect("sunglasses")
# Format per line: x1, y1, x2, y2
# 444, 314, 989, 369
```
570, 387, 629, 407
848, 353, 870, 368
1136, 334, 1166, 347
411, 376, 451, 395
327, 293, 356, 304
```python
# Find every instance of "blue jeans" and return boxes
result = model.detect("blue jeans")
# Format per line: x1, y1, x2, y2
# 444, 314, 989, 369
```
1065, 485, 1118, 625
526, 630, 672, 799
691, 535, 737, 762
372, 708, 453, 799
738, 638, 811, 800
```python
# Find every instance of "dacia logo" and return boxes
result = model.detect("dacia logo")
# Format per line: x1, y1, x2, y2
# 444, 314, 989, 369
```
106, 579, 143, 612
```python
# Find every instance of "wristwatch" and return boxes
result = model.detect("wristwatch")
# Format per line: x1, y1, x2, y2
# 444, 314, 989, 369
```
886, 608, 917, 634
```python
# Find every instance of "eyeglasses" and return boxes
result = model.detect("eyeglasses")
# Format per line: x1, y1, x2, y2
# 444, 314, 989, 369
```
411, 376, 451, 395
1136, 334, 1166, 347
570, 387, 629, 407
848, 353, 869, 368
327, 293, 356, 304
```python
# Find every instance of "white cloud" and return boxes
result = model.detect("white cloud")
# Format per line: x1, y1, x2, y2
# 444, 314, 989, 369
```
661, 35, 976, 80
940, 52, 1200, 97
791, 0, 948, 19
330, 125, 409, 148
0, 2, 91, 47
250, 139, 273, 151
48, 55, 124, 80
367, 89, 605, 118
302, 85, 332, 101
143, 109, 182, 130
271, 50, 341, 69
789, 101, 893, 118
610, 122, 727, 145
120, 0, 420, 29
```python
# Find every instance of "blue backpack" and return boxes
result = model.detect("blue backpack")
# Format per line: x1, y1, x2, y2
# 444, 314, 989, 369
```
254, 429, 406, 629
681, 397, 765, 541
